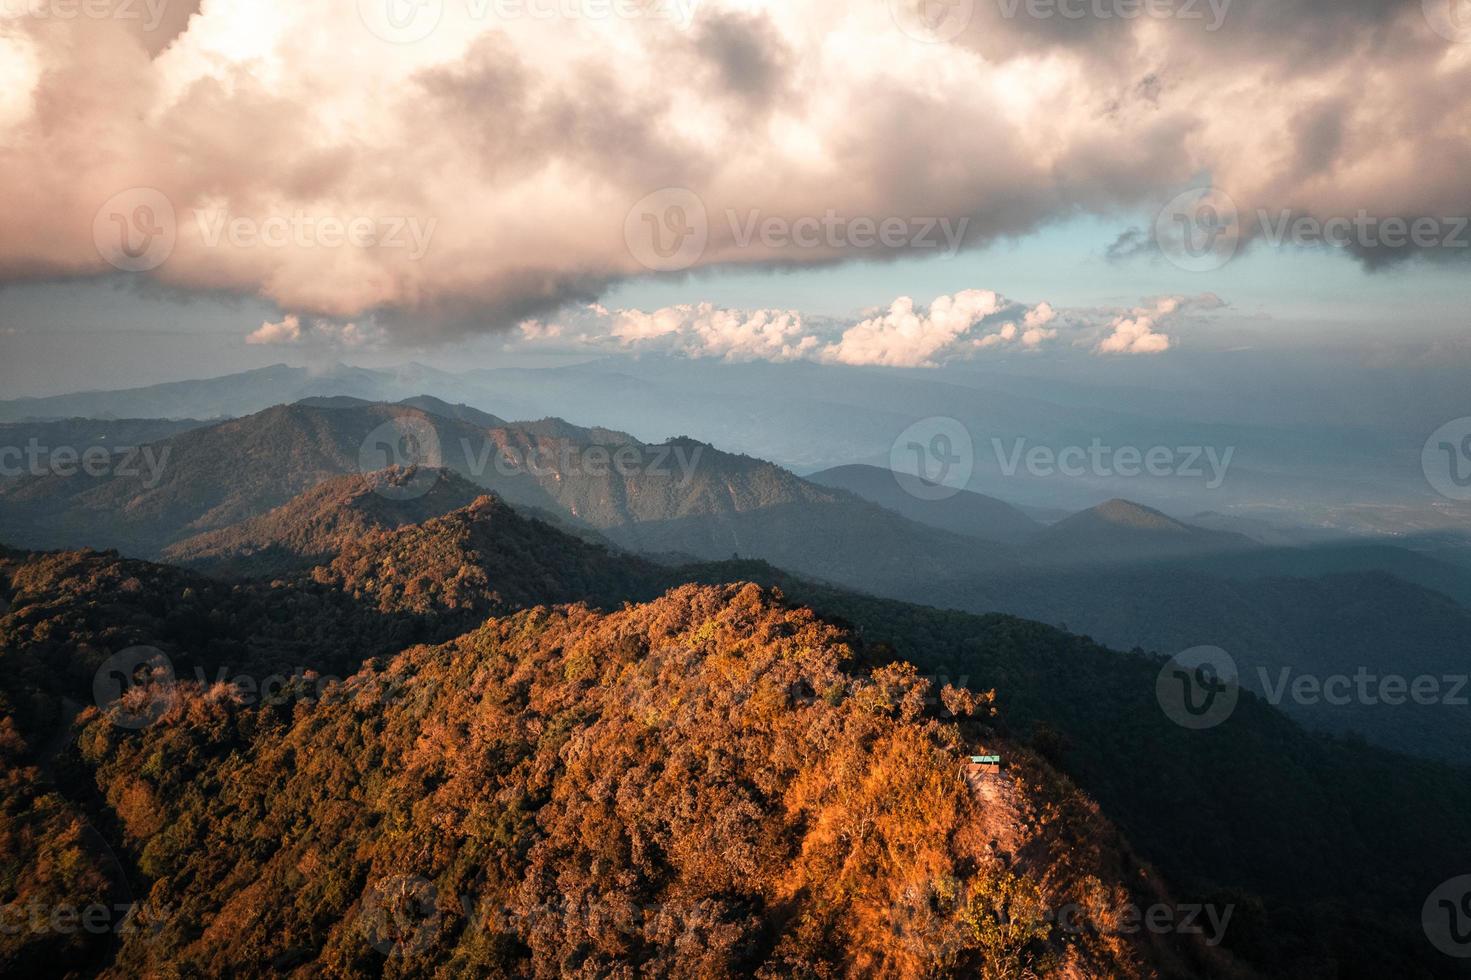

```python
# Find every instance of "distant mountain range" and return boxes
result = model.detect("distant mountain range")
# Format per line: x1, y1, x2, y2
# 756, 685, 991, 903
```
3, 358, 1458, 527
4, 395, 1471, 765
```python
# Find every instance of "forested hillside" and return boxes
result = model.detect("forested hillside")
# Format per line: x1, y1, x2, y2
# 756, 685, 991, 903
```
69, 584, 1222, 978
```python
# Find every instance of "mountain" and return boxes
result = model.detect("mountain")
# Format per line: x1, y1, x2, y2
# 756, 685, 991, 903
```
392, 394, 508, 429
806, 464, 1040, 544
0, 417, 213, 471
7, 399, 1471, 762
10, 399, 1471, 764
69, 583, 1222, 978
759, 574, 1471, 977
1208, 539, 1471, 608
544, 438, 1016, 591
162, 467, 490, 578
311, 492, 665, 620
0, 401, 595, 556
9, 355, 1468, 531
1187, 511, 1352, 547
1029, 499, 1257, 566
1, 531, 1464, 975
0, 402, 427, 555
0, 401, 1017, 596
0, 363, 485, 423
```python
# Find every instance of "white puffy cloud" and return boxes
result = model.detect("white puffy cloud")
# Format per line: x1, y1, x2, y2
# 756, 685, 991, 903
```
510, 289, 1200, 365
1094, 295, 1224, 354
824, 290, 1015, 366
612, 304, 819, 361
246, 314, 381, 348
245, 315, 302, 345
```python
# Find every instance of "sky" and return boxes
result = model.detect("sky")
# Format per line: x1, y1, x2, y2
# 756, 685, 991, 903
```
1, 0, 1469, 396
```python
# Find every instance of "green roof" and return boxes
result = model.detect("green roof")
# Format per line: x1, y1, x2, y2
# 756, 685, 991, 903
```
969, 755, 1001, 764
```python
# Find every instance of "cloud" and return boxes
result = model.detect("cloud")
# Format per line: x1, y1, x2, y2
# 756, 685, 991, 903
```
1093, 294, 1223, 354
516, 290, 1198, 365
613, 304, 819, 361
246, 314, 381, 348
245, 314, 303, 345
518, 302, 820, 362
3, 1, 1469, 341
824, 290, 1008, 367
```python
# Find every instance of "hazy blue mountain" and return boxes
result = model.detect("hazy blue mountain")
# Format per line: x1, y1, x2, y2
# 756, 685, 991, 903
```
6, 355, 1455, 533
0, 401, 1015, 595
1027, 498, 1258, 566
1187, 510, 1354, 547
0, 363, 484, 422
806, 463, 1039, 543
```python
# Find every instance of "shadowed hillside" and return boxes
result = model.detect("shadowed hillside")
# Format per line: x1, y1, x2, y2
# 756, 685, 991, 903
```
807, 463, 1041, 543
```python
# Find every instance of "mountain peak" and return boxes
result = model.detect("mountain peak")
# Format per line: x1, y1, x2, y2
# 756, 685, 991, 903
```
1034, 497, 1256, 566
163, 467, 488, 577
1083, 498, 1189, 531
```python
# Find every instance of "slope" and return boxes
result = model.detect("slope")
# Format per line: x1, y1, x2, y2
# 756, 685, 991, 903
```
806, 463, 1041, 544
